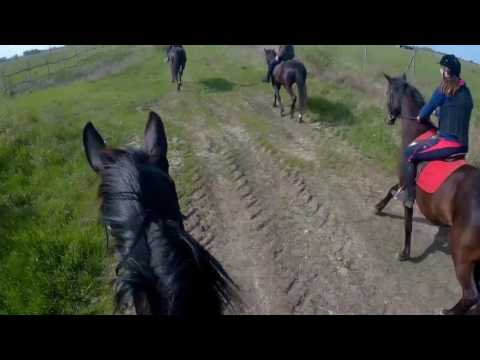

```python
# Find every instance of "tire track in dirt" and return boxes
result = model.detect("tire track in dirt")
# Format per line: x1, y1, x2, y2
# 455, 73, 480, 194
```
191, 129, 291, 314
151, 98, 290, 313
224, 92, 459, 314
147, 67, 458, 314
209, 101, 385, 314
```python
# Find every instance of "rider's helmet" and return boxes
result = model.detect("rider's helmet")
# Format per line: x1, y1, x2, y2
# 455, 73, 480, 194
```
439, 54, 461, 77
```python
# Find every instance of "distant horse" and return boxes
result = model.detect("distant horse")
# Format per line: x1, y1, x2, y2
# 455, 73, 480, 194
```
375, 73, 480, 315
264, 48, 308, 122
166, 46, 187, 91
83, 111, 239, 315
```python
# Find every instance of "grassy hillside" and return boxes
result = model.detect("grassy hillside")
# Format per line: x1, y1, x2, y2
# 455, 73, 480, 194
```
0, 46, 136, 95
0, 45, 479, 314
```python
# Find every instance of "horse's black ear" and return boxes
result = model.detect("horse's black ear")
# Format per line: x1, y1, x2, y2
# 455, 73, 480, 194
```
83, 122, 107, 173
144, 111, 168, 158
383, 72, 392, 83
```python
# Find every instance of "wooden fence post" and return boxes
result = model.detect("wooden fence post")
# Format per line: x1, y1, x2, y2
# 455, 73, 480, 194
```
413, 46, 417, 75
27, 61, 32, 83
363, 46, 368, 72
75, 47, 79, 66
1, 71, 6, 95
46, 58, 50, 79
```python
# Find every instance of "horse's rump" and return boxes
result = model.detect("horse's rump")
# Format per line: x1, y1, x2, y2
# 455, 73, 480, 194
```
169, 47, 186, 65
282, 60, 307, 78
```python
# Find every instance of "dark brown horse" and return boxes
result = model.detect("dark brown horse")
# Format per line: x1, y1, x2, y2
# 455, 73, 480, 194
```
264, 48, 308, 122
375, 73, 480, 315
166, 45, 187, 91
83, 111, 240, 315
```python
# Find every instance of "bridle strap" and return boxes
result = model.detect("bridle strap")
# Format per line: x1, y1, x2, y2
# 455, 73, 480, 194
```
388, 86, 419, 122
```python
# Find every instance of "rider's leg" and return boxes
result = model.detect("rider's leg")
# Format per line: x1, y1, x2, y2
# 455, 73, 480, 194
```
401, 139, 467, 208
264, 59, 280, 82
394, 138, 433, 207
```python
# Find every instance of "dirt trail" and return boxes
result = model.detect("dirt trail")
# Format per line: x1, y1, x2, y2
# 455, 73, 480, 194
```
146, 47, 461, 314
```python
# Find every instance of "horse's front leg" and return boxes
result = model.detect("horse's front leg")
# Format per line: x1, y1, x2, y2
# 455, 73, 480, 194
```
374, 183, 399, 214
398, 206, 413, 261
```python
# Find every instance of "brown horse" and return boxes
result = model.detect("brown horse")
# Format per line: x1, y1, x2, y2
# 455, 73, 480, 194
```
264, 48, 308, 122
375, 73, 480, 315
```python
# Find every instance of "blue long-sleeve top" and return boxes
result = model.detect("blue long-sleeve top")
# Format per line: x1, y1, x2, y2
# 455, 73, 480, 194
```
418, 88, 446, 120
417, 81, 473, 147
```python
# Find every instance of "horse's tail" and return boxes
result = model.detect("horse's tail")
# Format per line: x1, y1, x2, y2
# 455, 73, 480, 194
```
296, 66, 308, 116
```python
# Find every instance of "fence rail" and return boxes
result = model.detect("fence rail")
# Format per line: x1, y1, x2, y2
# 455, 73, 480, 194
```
0, 45, 119, 96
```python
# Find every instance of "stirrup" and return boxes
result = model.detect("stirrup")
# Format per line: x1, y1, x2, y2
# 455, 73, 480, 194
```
393, 188, 405, 200
393, 188, 414, 208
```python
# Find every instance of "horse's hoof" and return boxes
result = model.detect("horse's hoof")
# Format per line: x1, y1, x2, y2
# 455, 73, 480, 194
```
397, 252, 410, 262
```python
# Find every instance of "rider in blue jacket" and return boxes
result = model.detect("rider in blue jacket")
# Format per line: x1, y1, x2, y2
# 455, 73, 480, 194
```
397, 54, 474, 208
263, 45, 295, 82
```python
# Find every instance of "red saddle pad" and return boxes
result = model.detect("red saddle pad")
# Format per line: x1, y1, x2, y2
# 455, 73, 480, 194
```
417, 159, 467, 194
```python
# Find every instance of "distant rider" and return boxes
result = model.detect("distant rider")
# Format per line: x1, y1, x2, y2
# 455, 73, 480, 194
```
263, 45, 295, 82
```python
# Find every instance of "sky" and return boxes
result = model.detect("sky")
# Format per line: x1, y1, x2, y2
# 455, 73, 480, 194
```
1, 45, 480, 63
417, 45, 480, 63
0, 45, 63, 58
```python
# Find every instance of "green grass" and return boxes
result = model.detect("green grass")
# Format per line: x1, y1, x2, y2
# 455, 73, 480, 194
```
1, 45, 480, 314
0, 45, 177, 314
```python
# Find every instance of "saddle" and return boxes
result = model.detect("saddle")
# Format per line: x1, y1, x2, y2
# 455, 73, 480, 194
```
413, 130, 468, 194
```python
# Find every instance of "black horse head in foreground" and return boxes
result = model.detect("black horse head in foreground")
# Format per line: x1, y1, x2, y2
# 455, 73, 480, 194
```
83, 111, 240, 315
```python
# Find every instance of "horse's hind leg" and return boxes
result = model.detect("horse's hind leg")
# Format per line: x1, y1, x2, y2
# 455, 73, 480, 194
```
285, 84, 297, 119
443, 228, 480, 315
273, 84, 279, 108
275, 85, 284, 116
177, 65, 184, 91
443, 260, 479, 315
374, 183, 399, 214
170, 63, 176, 83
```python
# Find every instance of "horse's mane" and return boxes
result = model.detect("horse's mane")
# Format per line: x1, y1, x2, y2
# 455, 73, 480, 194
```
99, 149, 239, 314
404, 81, 426, 107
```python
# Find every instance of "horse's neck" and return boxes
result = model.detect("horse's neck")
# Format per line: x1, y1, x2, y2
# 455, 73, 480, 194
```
400, 95, 434, 147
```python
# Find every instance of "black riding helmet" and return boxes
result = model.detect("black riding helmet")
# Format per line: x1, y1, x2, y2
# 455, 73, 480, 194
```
439, 54, 461, 77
